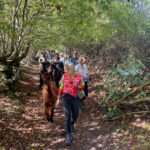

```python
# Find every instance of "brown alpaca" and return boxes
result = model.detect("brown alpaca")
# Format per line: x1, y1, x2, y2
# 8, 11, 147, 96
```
42, 72, 58, 122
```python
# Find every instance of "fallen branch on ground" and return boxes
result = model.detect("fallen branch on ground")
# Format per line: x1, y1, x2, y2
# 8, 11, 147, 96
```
122, 97, 150, 104
112, 80, 150, 106
104, 111, 150, 121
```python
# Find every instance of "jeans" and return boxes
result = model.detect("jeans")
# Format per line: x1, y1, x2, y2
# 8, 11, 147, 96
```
62, 94, 80, 134
84, 81, 88, 97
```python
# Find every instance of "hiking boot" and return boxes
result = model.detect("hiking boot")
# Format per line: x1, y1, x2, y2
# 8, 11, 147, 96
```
71, 125, 76, 133
65, 133, 72, 146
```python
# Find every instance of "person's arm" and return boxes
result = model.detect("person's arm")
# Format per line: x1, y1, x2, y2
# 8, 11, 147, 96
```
75, 64, 79, 72
85, 64, 89, 76
70, 57, 72, 63
61, 62, 64, 72
58, 81, 64, 98
83, 64, 87, 79
56, 75, 64, 107
75, 58, 78, 66
78, 76, 85, 90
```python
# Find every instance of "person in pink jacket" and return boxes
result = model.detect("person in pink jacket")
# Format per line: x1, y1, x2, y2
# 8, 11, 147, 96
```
56, 62, 84, 146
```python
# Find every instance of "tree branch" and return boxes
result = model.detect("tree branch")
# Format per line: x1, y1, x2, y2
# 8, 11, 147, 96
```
112, 80, 150, 106
105, 111, 150, 121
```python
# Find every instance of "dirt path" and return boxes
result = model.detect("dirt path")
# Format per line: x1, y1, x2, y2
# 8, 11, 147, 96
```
0, 65, 150, 150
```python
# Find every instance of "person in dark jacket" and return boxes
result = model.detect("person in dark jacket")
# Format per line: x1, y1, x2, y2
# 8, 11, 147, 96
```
52, 55, 64, 88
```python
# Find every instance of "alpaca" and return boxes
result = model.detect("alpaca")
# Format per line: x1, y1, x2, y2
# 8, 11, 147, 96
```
42, 71, 58, 122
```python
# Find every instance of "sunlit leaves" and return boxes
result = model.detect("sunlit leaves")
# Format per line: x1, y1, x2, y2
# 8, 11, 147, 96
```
29, 0, 150, 51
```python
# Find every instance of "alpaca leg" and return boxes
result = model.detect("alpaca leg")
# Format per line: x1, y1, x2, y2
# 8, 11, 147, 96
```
48, 103, 55, 123
50, 105, 55, 122
48, 107, 53, 123
44, 103, 50, 121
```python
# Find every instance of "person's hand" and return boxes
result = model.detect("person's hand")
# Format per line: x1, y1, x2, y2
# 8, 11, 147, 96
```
56, 98, 61, 108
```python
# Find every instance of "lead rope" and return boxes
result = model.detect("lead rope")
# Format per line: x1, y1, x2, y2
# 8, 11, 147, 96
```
49, 79, 58, 98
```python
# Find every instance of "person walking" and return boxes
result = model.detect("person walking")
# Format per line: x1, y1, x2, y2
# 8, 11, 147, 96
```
70, 50, 78, 67
60, 52, 65, 64
47, 50, 52, 62
65, 55, 71, 64
56, 62, 85, 146
75, 56, 88, 104
52, 55, 64, 88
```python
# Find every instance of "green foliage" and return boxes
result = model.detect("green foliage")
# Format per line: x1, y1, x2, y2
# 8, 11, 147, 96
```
0, 0, 60, 81
0, 86, 9, 93
106, 107, 123, 119
1, 0, 149, 52
7, 91, 16, 99
100, 54, 150, 119
29, 0, 150, 52
96, 85, 101, 93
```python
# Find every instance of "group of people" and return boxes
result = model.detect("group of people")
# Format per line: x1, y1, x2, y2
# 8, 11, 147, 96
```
39, 50, 89, 146
39, 50, 89, 100
39, 50, 64, 88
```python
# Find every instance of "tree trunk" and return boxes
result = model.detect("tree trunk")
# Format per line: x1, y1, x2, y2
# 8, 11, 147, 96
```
0, 63, 14, 86
0, 63, 13, 79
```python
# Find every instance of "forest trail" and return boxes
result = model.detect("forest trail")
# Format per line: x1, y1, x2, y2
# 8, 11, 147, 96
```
0, 64, 150, 150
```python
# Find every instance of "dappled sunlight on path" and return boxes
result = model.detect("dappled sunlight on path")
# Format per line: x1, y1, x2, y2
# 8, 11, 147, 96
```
0, 64, 150, 150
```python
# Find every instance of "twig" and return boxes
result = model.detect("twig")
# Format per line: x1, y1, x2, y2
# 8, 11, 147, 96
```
122, 97, 150, 104
103, 62, 119, 85
104, 111, 150, 121
112, 80, 150, 106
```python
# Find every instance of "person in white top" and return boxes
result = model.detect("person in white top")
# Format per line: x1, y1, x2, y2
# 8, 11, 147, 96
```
60, 52, 65, 64
75, 56, 88, 104
65, 55, 71, 64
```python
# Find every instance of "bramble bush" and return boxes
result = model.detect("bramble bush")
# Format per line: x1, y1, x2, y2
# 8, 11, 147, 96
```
99, 55, 150, 119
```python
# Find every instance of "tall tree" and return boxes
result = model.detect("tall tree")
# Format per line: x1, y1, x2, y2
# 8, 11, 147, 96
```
0, 0, 53, 84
